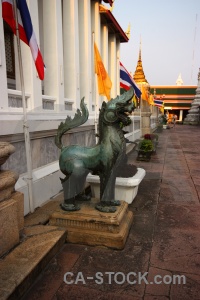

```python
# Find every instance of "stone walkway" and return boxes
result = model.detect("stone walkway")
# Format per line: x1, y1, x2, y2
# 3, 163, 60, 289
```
23, 125, 200, 300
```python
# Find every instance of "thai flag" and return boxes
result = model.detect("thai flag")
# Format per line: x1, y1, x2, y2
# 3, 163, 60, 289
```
154, 99, 164, 107
120, 61, 141, 99
2, 0, 45, 80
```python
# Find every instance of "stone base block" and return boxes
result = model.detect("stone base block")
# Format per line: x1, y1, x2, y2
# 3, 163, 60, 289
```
0, 199, 19, 257
11, 191, 24, 230
49, 198, 133, 250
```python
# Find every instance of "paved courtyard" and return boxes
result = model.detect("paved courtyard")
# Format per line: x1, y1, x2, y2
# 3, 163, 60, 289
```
23, 124, 200, 300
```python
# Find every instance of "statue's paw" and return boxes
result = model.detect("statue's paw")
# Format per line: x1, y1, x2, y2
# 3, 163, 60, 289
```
60, 203, 80, 211
110, 200, 121, 206
95, 203, 116, 213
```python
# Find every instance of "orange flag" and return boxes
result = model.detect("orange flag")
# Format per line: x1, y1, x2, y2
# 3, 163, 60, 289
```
94, 42, 112, 100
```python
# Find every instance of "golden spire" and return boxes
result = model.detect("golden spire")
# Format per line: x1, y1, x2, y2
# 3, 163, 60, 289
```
110, 2, 114, 12
176, 73, 183, 86
133, 40, 148, 84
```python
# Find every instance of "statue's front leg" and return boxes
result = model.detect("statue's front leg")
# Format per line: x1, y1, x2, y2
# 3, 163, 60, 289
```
95, 171, 121, 213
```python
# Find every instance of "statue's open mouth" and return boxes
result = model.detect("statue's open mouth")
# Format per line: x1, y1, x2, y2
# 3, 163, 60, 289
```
116, 99, 134, 124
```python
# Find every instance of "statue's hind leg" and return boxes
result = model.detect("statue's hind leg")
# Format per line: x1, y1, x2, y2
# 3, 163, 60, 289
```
60, 159, 91, 211
60, 169, 90, 211
60, 175, 81, 211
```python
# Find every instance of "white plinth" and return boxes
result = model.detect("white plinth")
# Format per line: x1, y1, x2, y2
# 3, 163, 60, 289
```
86, 168, 146, 204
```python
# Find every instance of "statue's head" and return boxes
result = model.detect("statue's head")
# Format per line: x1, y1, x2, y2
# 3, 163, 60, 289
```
102, 87, 135, 126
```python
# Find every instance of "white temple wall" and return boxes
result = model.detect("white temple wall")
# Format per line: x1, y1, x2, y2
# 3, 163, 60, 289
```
0, 0, 141, 215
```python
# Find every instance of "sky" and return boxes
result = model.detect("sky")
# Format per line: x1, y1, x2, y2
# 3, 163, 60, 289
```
109, 0, 200, 86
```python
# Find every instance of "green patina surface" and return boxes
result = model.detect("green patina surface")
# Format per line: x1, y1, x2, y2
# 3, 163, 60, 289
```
55, 88, 135, 213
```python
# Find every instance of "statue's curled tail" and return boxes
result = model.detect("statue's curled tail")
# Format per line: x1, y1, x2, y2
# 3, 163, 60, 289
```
55, 98, 89, 149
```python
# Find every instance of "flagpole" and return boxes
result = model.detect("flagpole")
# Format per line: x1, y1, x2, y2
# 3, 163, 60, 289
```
139, 84, 143, 134
92, 32, 98, 144
13, 0, 34, 213
154, 89, 159, 127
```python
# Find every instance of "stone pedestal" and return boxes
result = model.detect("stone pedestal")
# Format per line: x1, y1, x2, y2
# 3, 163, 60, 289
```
141, 111, 152, 136
0, 199, 19, 257
0, 142, 24, 257
49, 198, 133, 249
0, 170, 19, 202
11, 191, 24, 231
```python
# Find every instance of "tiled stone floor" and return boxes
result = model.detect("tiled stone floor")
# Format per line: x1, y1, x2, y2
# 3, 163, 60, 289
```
23, 125, 200, 300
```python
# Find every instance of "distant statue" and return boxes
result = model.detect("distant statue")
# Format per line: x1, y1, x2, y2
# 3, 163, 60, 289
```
159, 113, 168, 125
55, 87, 135, 213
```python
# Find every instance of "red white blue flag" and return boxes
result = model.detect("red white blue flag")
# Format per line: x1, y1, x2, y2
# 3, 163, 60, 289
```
154, 99, 164, 107
2, 0, 45, 80
120, 61, 141, 99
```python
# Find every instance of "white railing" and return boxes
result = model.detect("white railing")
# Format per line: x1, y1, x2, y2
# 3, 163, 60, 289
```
8, 89, 30, 109
123, 115, 141, 142
42, 95, 56, 110
150, 115, 158, 131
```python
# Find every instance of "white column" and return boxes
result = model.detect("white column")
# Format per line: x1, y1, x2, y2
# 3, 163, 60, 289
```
0, 11, 9, 110
116, 40, 120, 95
91, 1, 101, 112
91, 1, 101, 49
63, 0, 80, 108
78, 0, 92, 109
179, 109, 183, 121
101, 25, 108, 68
101, 24, 109, 103
43, 0, 64, 108
108, 34, 117, 98
15, 0, 43, 111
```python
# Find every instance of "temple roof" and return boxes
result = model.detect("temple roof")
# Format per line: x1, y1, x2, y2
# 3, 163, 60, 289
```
99, 5, 129, 43
133, 43, 148, 84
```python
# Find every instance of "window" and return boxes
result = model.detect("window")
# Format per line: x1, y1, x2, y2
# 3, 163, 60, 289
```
4, 21, 15, 80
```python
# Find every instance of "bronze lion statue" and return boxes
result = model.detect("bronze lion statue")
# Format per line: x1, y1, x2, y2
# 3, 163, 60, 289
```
55, 87, 135, 212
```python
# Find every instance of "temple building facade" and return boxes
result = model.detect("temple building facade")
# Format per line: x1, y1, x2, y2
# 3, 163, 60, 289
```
1, 0, 141, 215
131, 45, 197, 124
150, 74, 197, 122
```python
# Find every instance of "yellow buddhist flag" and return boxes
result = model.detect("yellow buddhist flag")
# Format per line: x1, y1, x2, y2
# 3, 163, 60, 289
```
94, 42, 112, 100
160, 105, 164, 114
133, 95, 138, 107
149, 94, 155, 106
141, 85, 149, 103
